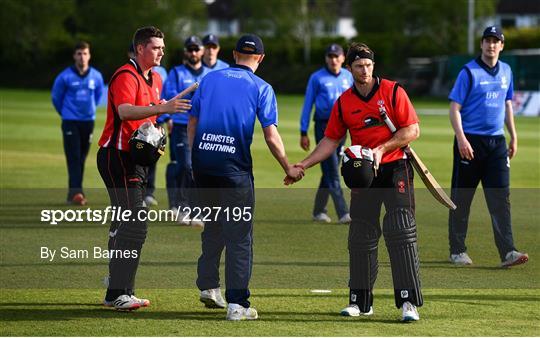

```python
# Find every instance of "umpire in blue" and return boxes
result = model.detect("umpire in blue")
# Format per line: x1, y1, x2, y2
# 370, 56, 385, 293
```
300, 44, 353, 224
188, 34, 303, 320
448, 26, 528, 268
52, 41, 104, 205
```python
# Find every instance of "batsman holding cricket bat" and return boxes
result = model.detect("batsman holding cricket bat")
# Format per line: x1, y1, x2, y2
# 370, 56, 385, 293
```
286, 43, 423, 322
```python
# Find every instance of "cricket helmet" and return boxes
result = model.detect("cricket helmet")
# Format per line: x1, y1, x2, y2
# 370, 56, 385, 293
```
341, 145, 375, 189
129, 122, 166, 166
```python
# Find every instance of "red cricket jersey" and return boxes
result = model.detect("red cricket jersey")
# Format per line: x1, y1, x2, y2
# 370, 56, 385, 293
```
98, 59, 162, 151
325, 77, 419, 164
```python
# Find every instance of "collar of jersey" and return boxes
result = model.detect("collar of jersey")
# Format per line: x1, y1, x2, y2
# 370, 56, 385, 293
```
230, 63, 254, 73
70, 65, 91, 78
129, 58, 153, 87
475, 56, 500, 77
185, 63, 205, 76
352, 76, 381, 102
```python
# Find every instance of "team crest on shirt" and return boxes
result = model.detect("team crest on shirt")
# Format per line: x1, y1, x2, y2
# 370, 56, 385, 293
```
88, 79, 95, 90
501, 76, 508, 89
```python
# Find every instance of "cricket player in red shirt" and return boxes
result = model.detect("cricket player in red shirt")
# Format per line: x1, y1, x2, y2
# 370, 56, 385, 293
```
97, 26, 191, 310
286, 43, 423, 322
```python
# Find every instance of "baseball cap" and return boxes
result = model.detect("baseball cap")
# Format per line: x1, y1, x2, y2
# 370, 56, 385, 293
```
235, 34, 264, 55
184, 35, 203, 48
203, 34, 220, 46
482, 26, 504, 42
326, 43, 344, 56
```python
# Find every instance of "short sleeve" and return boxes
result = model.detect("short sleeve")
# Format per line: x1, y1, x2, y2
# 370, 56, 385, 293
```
506, 72, 513, 101
110, 72, 138, 110
393, 85, 419, 128
448, 68, 470, 105
324, 99, 347, 140
257, 84, 278, 128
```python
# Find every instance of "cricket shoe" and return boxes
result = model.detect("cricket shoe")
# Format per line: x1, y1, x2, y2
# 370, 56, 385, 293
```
338, 213, 352, 224
200, 288, 226, 308
71, 193, 87, 206
449, 252, 473, 265
144, 195, 158, 206
177, 211, 191, 226
401, 301, 419, 322
103, 295, 150, 309
340, 304, 373, 317
501, 250, 529, 268
313, 213, 331, 223
226, 303, 258, 320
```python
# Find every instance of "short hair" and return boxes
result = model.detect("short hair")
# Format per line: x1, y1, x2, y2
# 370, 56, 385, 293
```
74, 41, 90, 52
132, 26, 164, 50
345, 42, 375, 66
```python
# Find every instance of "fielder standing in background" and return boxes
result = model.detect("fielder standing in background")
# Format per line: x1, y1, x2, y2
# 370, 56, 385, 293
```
188, 34, 303, 320
448, 26, 528, 267
287, 43, 423, 322
202, 34, 229, 71
162, 36, 209, 226
300, 44, 352, 224
97, 26, 190, 310
52, 41, 104, 205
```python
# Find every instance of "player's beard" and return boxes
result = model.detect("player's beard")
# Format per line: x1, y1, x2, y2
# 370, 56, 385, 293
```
187, 55, 200, 66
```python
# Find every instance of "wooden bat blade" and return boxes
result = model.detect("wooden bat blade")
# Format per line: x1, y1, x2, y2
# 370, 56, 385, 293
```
406, 147, 457, 210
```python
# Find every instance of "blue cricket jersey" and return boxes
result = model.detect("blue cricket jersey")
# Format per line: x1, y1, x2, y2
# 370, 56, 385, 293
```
190, 64, 278, 176
300, 66, 353, 134
162, 64, 210, 125
203, 59, 229, 72
449, 57, 513, 136
51, 66, 104, 121
153, 65, 168, 83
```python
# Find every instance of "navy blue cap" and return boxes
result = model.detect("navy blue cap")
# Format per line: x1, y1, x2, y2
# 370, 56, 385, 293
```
482, 26, 504, 42
184, 35, 203, 48
326, 43, 344, 56
203, 34, 220, 46
235, 34, 264, 55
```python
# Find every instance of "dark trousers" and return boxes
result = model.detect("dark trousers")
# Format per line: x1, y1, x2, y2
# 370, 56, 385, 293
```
165, 130, 177, 208
146, 163, 156, 198
349, 160, 422, 309
62, 120, 94, 200
194, 172, 254, 308
313, 120, 348, 218
449, 134, 515, 260
97, 147, 148, 300
168, 124, 194, 208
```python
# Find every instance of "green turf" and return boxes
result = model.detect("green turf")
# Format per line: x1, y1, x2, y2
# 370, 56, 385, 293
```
0, 89, 539, 336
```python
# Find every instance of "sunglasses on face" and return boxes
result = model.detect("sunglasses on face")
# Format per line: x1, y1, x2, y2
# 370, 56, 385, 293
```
186, 47, 200, 53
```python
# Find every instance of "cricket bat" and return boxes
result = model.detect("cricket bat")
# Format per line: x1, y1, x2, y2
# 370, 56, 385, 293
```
379, 106, 456, 210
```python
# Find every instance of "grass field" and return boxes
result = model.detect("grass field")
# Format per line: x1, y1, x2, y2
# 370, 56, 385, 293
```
1, 89, 539, 336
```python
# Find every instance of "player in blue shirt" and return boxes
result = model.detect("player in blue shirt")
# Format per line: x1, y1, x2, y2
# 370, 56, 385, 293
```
52, 41, 104, 205
188, 34, 303, 320
162, 36, 210, 224
202, 34, 229, 72
299, 44, 353, 224
448, 26, 528, 268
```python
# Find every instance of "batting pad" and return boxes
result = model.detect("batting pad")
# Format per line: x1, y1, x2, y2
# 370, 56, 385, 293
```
383, 208, 423, 308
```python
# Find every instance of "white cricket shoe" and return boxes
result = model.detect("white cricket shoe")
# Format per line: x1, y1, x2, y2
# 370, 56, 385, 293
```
313, 213, 331, 223
338, 213, 352, 224
103, 295, 150, 308
144, 195, 158, 206
191, 218, 205, 228
401, 301, 419, 322
177, 210, 191, 225
226, 303, 258, 320
200, 288, 226, 308
103, 295, 141, 311
340, 304, 373, 317
501, 250, 529, 268
449, 252, 473, 265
